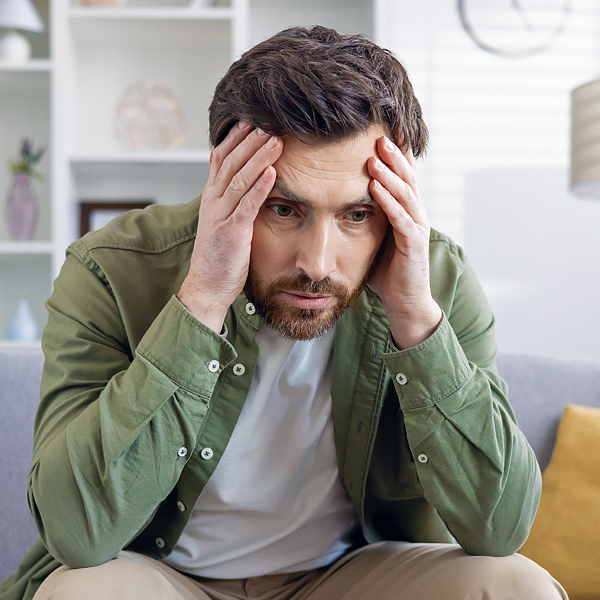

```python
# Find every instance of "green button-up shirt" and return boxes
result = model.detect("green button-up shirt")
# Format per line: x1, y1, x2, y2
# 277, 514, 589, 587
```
0, 198, 541, 600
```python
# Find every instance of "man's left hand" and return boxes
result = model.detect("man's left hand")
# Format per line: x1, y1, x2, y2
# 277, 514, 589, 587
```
367, 135, 442, 350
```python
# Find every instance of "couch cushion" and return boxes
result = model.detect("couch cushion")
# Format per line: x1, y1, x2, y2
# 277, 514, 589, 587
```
519, 404, 600, 600
0, 347, 44, 583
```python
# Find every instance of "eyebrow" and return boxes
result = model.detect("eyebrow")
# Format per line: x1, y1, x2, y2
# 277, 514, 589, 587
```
271, 181, 375, 212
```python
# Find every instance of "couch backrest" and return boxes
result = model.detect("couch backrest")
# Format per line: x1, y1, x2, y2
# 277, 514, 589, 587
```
1, 349, 600, 582
0, 346, 44, 582
496, 353, 600, 470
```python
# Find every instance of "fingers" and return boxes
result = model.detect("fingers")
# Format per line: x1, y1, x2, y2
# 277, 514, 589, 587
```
218, 133, 282, 217
368, 136, 426, 227
369, 178, 419, 245
206, 121, 252, 188
394, 127, 416, 170
235, 165, 277, 225
203, 121, 283, 227
210, 126, 281, 204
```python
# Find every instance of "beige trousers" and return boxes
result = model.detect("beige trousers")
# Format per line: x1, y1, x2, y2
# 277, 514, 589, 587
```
33, 542, 568, 600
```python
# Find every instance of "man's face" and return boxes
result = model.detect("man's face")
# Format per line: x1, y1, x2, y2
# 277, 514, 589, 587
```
245, 126, 389, 340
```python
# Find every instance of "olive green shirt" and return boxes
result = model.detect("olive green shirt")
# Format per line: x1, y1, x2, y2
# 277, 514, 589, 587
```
1, 198, 541, 600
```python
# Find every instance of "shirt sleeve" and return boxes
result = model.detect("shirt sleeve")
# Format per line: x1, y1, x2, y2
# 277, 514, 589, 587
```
28, 249, 237, 568
382, 258, 542, 557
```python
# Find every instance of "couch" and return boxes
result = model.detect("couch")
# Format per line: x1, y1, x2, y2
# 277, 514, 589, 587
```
2, 347, 600, 584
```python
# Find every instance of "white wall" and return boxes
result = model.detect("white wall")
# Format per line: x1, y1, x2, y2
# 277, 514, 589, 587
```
380, 0, 600, 362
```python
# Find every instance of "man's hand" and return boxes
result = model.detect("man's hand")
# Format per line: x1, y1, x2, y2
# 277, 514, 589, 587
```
367, 136, 442, 350
177, 123, 283, 332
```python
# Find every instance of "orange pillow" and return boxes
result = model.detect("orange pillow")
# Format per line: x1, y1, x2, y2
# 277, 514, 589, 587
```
520, 404, 600, 600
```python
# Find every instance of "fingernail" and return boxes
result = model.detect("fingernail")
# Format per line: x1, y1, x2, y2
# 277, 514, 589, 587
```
266, 136, 279, 149
257, 128, 269, 137
385, 137, 395, 151
236, 121, 249, 129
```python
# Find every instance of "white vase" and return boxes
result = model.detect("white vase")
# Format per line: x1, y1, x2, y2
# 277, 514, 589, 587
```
6, 300, 39, 342
0, 31, 32, 63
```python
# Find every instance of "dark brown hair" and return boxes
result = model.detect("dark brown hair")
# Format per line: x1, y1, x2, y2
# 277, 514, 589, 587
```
208, 26, 428, 157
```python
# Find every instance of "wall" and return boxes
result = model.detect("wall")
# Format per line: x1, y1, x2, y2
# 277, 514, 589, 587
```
380, 0, 600, 362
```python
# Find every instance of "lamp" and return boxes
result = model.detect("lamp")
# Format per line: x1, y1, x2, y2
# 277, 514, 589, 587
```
571, 78, 600, 198
0, 0, 44, 63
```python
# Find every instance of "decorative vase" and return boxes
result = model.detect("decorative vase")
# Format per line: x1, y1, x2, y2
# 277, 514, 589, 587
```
6, 172, 38, 241
6, 300, 39, 342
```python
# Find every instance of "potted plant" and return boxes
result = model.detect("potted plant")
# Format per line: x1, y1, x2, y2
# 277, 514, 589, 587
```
6, 138, 46, 241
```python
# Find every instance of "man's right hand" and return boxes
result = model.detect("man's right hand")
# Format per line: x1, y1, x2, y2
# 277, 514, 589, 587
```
177, 123, 283, 333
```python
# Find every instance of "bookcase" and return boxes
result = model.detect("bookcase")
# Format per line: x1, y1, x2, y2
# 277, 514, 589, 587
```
0, 0, 378, 346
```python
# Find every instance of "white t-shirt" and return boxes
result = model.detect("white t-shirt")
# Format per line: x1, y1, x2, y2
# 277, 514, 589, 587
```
163, 325, 359, 578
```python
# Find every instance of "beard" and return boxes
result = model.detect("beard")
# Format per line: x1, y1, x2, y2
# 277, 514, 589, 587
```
244, 266, 368, 341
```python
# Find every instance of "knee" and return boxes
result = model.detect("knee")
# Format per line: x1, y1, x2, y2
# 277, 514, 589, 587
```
33, 555, 176, 600
451, 552, 567, 600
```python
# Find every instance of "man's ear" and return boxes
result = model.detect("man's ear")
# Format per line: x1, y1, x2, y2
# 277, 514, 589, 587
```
210, 149, 213, 165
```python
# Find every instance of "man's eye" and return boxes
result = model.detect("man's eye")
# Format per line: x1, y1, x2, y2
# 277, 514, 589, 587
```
348, 210, 369, 222
271, 205, 293, 217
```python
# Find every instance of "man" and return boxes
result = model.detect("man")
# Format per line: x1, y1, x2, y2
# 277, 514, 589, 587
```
1, 26, 566, 600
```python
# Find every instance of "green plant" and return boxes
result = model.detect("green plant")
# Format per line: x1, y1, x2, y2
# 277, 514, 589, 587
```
7, 138, 46, 181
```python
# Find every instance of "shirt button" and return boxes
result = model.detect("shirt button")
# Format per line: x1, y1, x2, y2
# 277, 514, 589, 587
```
177, 446, 188, 458
207, 360, 220, 373
177, 500, 186, 512
418, 453, 429, 464
396, 373, 408, 385
155, 537, 166, 549
201, 447, 214, 460
233, 363, 246, 376
245, 302, 256, 315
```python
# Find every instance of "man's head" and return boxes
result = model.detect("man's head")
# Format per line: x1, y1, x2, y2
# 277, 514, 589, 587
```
208, 27, 427, 340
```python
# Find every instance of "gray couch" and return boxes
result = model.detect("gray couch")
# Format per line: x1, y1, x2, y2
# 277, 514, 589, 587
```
2, 348, 600, 584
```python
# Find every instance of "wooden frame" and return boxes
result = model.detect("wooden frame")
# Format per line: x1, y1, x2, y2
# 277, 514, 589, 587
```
79, 200, 154, 238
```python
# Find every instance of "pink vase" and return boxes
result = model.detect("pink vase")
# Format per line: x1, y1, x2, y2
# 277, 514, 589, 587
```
6, 173, 38, 241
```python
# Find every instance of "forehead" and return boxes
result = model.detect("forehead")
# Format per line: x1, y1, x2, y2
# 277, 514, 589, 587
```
272, 125, 387, 190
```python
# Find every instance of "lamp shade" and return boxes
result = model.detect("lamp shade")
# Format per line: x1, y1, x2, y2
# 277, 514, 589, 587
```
571, 78, 600, 198
0, 0, 44, 33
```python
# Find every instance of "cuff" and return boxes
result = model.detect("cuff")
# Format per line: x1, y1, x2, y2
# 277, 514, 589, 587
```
136, 295, 237, 396
383, 312, 472, 411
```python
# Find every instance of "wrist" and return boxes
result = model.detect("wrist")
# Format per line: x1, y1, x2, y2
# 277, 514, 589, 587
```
385, 298, 443, 350
176, 283, 229, 334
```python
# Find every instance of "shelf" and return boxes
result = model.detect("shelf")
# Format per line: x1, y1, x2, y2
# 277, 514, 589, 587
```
71, 150, 211, 164
0, 340, 42, 350
68, 6, 233, 20
71, 152, 211, 182
0, 242, 55, 255
0, 60, 53, 72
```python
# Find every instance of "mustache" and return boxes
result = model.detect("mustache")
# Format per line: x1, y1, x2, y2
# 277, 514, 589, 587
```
271, 274, 349, 296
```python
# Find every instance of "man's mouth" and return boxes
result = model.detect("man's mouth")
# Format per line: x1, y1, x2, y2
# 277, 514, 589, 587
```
280, 291, 334, 310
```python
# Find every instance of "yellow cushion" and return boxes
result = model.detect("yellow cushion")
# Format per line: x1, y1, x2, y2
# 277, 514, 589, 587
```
520, 404, 600, 600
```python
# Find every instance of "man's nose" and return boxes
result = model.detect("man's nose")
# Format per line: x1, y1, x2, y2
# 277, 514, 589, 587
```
295, 223, 337, 283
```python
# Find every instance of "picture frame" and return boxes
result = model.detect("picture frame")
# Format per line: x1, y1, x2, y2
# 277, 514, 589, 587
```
79, 200, 154, 238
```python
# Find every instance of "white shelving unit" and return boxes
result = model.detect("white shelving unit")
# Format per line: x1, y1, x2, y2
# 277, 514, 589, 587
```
1, 0, 378, 345
0, 242, 54, 254
0, 0, 53, 344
